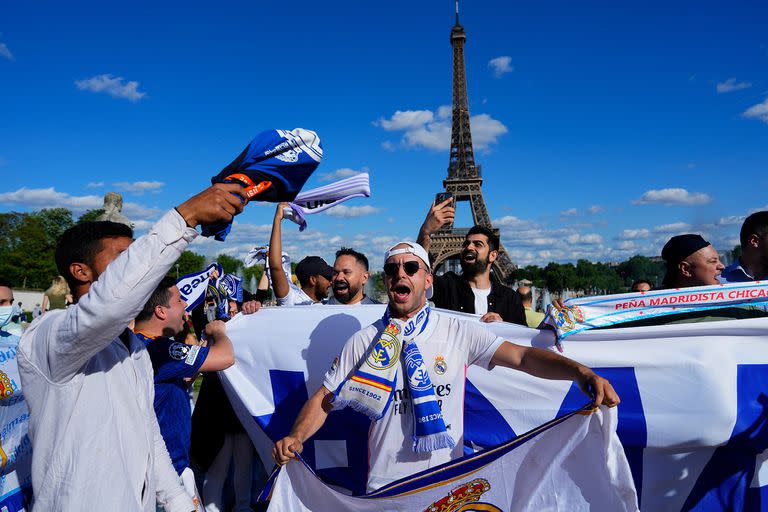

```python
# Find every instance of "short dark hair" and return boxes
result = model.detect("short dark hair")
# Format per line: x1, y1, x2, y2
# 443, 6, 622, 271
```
335, 247, 369, 271
740, 211, 768, 247
136, 276, 177, 323
631, 279, 653, 290
55, 221, 133, 289
466, 225, 499, 252
0, 278, 12, 289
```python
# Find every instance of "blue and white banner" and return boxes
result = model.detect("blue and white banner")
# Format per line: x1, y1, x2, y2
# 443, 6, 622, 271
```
221, 301, 768, 510
0, 334, 32, 511
177, 263, 222, 312
219, 273, 243, 303
544, 281, 768, 340
264, 406, 638, 511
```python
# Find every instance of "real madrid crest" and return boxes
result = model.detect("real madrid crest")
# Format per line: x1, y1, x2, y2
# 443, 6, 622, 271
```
434, 355, 447, 375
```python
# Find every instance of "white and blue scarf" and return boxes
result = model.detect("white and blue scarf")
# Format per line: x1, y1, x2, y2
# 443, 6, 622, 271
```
282, 172, 371, 231
331, 304, 455, 453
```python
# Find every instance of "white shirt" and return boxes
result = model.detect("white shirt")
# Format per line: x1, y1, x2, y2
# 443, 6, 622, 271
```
323, 311, 504, 492
18, 209, 196, 512
277, 285, 319, 306
471, 286, 491, 315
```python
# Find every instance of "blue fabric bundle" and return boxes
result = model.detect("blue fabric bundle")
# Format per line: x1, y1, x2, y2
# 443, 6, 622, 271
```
202, 128, 323, 240
219, 273, 244, 303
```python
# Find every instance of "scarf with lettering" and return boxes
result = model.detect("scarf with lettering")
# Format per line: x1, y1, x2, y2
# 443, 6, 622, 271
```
282, 173, 371, 231
331, 304, 455, 453
203, 128, 323, 241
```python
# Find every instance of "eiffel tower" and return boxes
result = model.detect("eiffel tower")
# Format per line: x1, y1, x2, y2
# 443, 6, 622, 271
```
428, 1, 515, 279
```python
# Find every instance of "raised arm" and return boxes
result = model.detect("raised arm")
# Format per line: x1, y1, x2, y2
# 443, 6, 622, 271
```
199, 320, 236, 372
268, 202, 291, 301
491, 342, 620, 407
416, 197, 455, 252
273, 386, 333, 465
22, 184, 248, 383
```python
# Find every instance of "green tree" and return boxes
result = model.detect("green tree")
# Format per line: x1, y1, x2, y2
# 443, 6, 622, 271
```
170, 251, 206, 279
0, 214, 59, 289
216, 254, 243, 275
616, 255, 665, 288
76, 208, 105, 224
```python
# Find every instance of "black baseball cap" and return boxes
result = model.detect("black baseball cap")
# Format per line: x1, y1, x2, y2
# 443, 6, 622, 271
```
295, 256, 334, 287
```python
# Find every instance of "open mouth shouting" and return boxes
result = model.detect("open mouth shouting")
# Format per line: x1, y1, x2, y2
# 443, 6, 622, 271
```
333, 281, 350, 294
390, 283, 412, 304
462, 250, 478, 263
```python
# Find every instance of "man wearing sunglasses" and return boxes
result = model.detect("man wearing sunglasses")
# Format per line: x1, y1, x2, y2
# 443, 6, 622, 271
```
273, 241, 620, 492
417, 198, 526, 325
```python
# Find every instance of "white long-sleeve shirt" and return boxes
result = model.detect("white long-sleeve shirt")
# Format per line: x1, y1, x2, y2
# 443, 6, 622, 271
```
18, 209, 196, 512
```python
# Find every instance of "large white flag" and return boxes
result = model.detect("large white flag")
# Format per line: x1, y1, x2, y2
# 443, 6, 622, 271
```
265, 407, 638, 511
221, 303, 768, 511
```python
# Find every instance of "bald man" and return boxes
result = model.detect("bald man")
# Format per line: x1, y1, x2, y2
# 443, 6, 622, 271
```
661, 234, 724, 288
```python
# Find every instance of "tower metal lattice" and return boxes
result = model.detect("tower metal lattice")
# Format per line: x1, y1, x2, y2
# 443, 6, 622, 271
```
428, 2, 515, 279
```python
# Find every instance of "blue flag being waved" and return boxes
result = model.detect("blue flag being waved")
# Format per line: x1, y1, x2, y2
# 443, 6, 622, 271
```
202, 128, 323, 241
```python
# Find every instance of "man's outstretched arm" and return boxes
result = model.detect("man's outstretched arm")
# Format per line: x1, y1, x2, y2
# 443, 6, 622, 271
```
273, 386, 334, 465
491, 342, 620, 407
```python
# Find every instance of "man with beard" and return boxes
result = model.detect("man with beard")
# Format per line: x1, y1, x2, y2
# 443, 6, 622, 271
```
325, 247, 379, 305
417, 200, 526, 325
720, 211, 768, 283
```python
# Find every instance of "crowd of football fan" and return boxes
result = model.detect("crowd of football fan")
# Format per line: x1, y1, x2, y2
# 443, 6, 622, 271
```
1, 183, 766, 511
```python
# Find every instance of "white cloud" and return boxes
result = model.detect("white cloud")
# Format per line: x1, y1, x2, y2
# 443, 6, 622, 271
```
488, 56, 513, 78
375, 107, 507, 151
653, 222, 691, 234
717, 215, 745, 226
716, 78, 752, 93
75, 74, 146, 102
618, 229, 650, 240
586, 205, 603, 215
376, 110, 434, 131
0, 187, 160, 219
743, 98, 768, 124
0, 43, 13, 61
113, 181, 165, 194
86, 181, 105, 188
566, 233, 603, 245
492, 215, 532, 229
633, 188, 712, 206
324, 205, 382, 218
617, 241, 636, 251
318, 167, 367, 182
560, 208, 578, 216
381, 141, 395, 152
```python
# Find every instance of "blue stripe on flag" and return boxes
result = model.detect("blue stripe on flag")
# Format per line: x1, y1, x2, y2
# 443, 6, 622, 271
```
557, 367, 647, 508
682, 364, 768, 511
463, 378, 516, 455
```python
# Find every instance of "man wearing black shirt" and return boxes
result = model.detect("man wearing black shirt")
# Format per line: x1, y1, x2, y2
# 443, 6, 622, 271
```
417, 198, 526, 325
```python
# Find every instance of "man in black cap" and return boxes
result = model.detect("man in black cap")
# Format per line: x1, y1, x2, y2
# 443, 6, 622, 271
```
661, 234, 725, 288
269, 204, 333, 305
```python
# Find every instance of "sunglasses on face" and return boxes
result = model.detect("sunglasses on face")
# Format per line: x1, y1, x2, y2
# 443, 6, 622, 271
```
383, 261, 425, 277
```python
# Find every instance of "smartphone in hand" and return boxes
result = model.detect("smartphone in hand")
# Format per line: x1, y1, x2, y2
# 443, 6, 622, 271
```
435, 192, 454, 205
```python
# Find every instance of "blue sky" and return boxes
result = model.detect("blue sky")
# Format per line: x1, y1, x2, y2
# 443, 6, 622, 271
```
1, 0, 767, 269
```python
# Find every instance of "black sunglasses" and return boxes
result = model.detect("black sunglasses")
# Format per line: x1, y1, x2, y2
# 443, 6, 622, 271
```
383, 261, 424, 277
